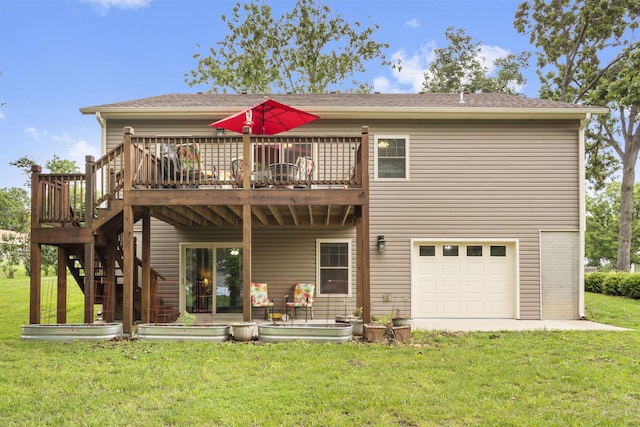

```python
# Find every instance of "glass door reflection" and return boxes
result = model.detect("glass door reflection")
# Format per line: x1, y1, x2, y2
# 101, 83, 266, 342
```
215, 247, 243, 313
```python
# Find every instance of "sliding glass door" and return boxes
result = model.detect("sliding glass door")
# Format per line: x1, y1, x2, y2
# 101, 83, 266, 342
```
180, 243, 243, 316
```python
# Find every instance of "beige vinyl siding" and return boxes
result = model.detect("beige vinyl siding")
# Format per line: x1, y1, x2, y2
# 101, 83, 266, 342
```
145, 220, 357, 319
106, 117, 581, 320
368, 120, 580, 320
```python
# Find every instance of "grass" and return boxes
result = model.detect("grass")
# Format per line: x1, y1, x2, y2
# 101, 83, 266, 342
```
1, 273, 639, 426
585, 291, 640, 329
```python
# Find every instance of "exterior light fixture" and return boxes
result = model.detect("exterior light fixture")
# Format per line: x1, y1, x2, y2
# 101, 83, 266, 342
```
216, 128, 225, 137
377, 235, 386, 253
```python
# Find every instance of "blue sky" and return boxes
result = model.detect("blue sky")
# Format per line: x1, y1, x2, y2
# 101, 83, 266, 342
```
0, 0, 535, 189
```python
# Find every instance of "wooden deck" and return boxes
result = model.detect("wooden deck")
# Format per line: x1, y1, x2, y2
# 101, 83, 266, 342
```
29, 126, 372, 335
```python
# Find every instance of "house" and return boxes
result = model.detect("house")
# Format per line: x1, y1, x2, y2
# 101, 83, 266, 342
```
28, 93, 606, 335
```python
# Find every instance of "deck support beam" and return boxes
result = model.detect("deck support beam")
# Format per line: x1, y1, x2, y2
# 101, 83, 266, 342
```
57, 246, 67, 323
104, 239, 116, 323
242, 204, 252, 322
29, 165, 42, 324
141, 209, 151, 323
242, 125, 253, 322
356, 127, 371, 324
122, 127, 135, 336
83, 156, 96, 324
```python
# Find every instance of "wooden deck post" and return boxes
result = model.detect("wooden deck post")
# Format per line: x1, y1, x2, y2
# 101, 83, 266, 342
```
242, 125, 253, 321
242, 126, 251, 190
356, 126, 371, 324
29, 165, 42, 324
57, 246, 67, 323
122, 205, 134, 335
84, 156, 95, 323
104, 239, 116, 323
122, 127, 135, 335
242, 204, 252, 321
141, 208, 151, 323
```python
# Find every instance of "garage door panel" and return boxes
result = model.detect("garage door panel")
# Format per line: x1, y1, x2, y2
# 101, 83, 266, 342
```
466, 263, 485, 275
442, 263, 461, 276
442, 301, 462, 315
442, 282, 462, 296
414, 242, 516, 318
466, 281, 485, 294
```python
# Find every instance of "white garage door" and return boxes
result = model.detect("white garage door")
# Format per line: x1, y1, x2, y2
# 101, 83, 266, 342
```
413, 242, 516, 318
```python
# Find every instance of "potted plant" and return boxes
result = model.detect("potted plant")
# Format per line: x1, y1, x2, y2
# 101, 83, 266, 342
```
230, 322, 256, 342
335, 305, 364, 336
390, 299, 411, 342
363, 314, 389, 342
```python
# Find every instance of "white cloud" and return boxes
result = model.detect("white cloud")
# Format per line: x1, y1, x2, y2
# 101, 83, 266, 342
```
375, 43, 435, 93
66, 139, 100, 167
82, 0, 152, 12
25, 127, 48, 140
0, 112, 5, 121
52, 132, 75, 144
376, 41, 518, 94
405, 18, 419, 29
478, 44, 510, 75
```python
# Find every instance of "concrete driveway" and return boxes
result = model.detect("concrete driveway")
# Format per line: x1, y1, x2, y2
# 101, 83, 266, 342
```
410, 318, 632, 332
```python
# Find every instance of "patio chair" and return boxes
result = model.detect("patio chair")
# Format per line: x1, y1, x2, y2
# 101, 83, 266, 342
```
285, 283, 315, 321
231, 158, 244, 188
250, 282, 274, 320
294, 156, 315, 188
176, 143, 201, 180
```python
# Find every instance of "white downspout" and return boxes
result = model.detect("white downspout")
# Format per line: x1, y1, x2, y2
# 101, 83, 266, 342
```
95, 112, 106, 155
578, 113, 591, 319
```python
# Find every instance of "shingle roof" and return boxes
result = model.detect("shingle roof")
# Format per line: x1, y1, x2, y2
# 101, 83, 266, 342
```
83, 92, 597, 111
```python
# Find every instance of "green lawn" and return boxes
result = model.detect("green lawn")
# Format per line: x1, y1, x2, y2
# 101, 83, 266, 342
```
1, 272, 639, 426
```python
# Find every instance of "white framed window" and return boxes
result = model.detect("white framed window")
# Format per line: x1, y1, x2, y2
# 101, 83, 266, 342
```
316, 239, 352, 296
374, 135, 409, 180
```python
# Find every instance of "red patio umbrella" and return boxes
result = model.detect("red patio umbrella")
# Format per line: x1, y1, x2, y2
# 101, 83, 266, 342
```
209, 98, 319, 135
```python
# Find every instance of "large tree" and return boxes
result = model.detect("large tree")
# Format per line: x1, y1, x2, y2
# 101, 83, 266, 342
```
422, 27, 530, 95
515, 0, 640, 271
585, 182, 640, 268
186, 0, 395, 93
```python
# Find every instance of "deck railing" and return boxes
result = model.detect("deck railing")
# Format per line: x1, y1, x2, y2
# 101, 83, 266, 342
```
128, 134, 362, 189
35, 173, 87, 225
32, 127, 366, 226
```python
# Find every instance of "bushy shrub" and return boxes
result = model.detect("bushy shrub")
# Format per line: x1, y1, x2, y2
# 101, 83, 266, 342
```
586, 271, 640, 299
584, 272, 606, 293
620, 274, 640, 299
601, 272, 626, 296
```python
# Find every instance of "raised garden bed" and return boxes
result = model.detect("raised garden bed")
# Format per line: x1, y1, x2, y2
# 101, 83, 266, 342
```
136, 323, 230, 342
21, 323, 123, 342
258, 323, 353, 343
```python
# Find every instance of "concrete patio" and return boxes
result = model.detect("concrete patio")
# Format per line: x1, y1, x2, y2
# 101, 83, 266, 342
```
409, 318, 632, 332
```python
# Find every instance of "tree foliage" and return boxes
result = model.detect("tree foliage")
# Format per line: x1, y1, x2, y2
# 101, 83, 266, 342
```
10, 154, 80, 188
515, 0, 640, 271
0, 187, 29, 233
585, 182, 640, 268
422, 27, 530, 94
186, 0, 395, 93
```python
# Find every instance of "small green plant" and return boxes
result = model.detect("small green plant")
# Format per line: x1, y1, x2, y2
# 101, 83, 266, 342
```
176, 311, 196, 326
352, 306, 363, 317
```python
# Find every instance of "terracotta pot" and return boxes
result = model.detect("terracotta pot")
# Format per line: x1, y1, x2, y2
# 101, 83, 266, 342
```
391, 325, 412, 343
363, 324, 387, 342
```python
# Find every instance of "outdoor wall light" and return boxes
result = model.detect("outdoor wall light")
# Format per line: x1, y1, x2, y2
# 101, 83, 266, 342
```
377, 235, 387, 253
215, 128, 225, 136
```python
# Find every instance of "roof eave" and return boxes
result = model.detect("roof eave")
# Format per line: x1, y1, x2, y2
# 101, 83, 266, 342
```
80, 106, 609, 121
